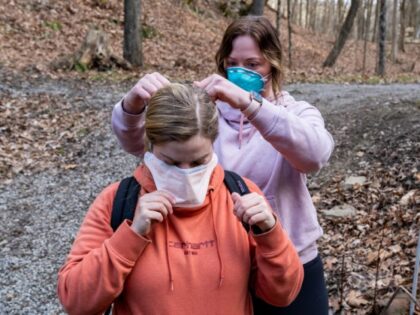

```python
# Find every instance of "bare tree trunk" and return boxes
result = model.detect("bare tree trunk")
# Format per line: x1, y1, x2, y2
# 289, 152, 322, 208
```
306, 0, 310, 28
336, 0, 345, 37
329, 0, 336, 36
415, 0, 420, 39
299, 0, 303, 26
376, 0, 386, 76
310, 0, 318, 31
357, 0, 365, 40
399, 0, 406, 52
323, 0, 360, 67
372, 0, 380, 42
321, 1, 329, 33
391, 0, 398, 62
124, 0, 142, 66
291, 0, 298, 23
409, 0, 415, 28
363, 0, 373, 72
277, 0, 282, 36
338, 0, 345, 23
249, 0, 265, 15
287, 0, 293, 68
354, 13, 359, 70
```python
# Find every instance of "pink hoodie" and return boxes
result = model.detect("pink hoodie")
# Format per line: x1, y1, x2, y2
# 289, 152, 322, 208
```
111, 91, 334, 264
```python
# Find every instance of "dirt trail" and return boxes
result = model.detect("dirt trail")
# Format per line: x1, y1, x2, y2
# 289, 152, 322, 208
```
0, 75, 419, 314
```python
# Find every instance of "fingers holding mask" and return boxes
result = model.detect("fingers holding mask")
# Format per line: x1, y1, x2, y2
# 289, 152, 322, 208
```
130, 190, 175, 236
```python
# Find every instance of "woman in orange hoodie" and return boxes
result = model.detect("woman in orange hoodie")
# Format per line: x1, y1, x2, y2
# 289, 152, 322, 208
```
57, 84, 303, 315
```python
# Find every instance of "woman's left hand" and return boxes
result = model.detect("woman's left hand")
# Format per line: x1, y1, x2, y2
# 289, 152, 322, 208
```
231, 192, 276, 233
194, 74, 250, 110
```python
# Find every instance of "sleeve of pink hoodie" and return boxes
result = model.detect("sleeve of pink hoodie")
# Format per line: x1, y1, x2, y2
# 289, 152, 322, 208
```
57, 183, 151, 315
111, 100, 146, 157
249, 92, 334, 173
245, 179, 304, 307
112, 94, 333, 173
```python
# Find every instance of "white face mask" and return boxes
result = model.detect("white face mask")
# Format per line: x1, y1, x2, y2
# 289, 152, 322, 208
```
144, 152, 218, 208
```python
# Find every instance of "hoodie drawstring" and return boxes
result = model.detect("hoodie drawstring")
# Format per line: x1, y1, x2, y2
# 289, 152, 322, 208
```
209, 189, 225, 288
165, 221, 174, 291
238, 114, 244, 149
164, 190, 225, 291
239, 114, 257, 149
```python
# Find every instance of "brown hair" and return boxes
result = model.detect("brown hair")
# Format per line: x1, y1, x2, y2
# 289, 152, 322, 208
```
215, 16, 284, 96
145, 84, 218, 147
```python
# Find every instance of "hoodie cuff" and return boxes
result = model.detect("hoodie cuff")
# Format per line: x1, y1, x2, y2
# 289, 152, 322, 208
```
249, 99, 286, 137
251, 221, 288, 254
114, 100, 145, 128
107, 220, 151, 263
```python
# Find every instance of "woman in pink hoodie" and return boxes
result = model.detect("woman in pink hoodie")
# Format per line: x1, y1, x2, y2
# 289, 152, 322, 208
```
111, 16, 334, 315
58, 84, 303, 315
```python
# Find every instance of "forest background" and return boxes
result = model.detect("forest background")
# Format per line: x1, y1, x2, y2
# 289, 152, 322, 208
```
0, 0, 419, 314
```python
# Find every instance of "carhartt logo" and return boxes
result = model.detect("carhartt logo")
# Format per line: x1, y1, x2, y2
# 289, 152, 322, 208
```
168, 240, 216, 255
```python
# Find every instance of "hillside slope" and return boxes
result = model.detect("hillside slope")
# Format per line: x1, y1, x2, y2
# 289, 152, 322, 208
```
0, 0, 418, 82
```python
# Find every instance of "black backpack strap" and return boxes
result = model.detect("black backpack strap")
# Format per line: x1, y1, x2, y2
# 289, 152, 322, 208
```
224, 170, 250, 195
111, 176, 141, 232
105, 176, 141, 315
224, 170, 251, 232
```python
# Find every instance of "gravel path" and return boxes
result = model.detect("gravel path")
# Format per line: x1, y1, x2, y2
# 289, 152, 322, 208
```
0, 76, 419, 314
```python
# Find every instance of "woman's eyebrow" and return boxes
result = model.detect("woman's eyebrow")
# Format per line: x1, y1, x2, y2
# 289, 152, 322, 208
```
245, 57, 261, 61
195, 152, 212, 161
160, 152, 211, 163
159, 153, 175, 162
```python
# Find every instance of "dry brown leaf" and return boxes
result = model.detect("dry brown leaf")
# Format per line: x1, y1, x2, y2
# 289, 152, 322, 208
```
346, 290, 369, 307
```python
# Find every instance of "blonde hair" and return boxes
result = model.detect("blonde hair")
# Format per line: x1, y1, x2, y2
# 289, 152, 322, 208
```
215, 16, 284, 97
145, 84, 218, 147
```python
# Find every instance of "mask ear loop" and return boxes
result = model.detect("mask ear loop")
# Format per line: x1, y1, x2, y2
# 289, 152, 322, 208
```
262, 73, 271, 82
259, 73, 273, 97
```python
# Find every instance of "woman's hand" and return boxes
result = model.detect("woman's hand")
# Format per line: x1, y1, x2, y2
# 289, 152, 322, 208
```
130, 191, 175, 236
123, 72, 171, 114
194, 74, 250, 111
231, 192, 276, 233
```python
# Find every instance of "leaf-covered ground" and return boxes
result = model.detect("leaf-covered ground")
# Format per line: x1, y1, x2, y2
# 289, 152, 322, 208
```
0, 68, 419, 314
1, 0, 419, 83
307, 86, 420, 314
1, 0, 419, 314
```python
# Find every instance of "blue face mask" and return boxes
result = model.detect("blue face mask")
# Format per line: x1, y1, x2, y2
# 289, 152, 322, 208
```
226, 67, 265, 93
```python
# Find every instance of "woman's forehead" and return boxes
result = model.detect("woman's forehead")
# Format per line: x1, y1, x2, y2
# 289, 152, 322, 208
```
230, 36, 261, 59
153, 135, 213, 161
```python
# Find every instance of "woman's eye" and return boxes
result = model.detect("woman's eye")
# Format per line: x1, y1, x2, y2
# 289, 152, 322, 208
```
192, 161, 202, 167
164, 160, 178, 167
227, 61, 236, 67
247, 63, 258, 68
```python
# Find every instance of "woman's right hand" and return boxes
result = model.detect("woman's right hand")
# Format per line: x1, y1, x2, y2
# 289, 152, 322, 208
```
123, 72, 171, 114
194, 74, 251, 111
130, 191, 175, 236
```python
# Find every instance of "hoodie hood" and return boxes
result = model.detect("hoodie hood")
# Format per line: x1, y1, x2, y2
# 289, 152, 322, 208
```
217, 101, 255, 149
217, 91, 292, 127
217, 101, 250, 127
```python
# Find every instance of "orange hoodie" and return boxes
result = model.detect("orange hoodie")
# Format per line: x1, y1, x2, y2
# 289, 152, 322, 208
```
57, 164, 303, 315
